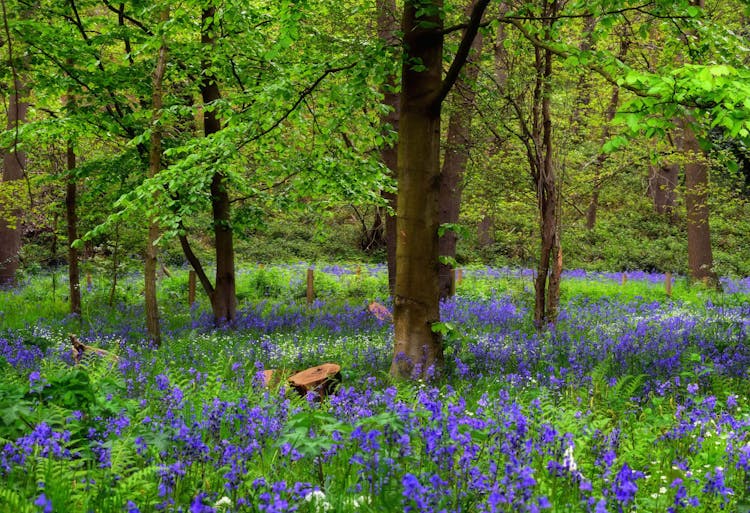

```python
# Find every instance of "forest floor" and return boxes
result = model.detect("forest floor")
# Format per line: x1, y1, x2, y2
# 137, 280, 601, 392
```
0, 265, 748, 512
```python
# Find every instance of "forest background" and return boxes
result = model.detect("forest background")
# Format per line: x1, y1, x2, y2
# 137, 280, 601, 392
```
1, 0, 750, 359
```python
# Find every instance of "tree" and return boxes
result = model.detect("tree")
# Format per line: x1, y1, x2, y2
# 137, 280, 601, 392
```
179, 4, 239, 324
376, 0, 400, 296
145, 6, 169, 344
390, 0, 490, 379
0, 1, 28, 286
65, 136, 81, 315
438, 2, 484, 300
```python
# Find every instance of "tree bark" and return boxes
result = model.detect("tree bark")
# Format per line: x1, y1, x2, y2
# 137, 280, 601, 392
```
647, 163, 679, 219
390, 0, 444, 380
531, 1, 561, 327
438, 12, 483, 300
201, 6, 237, 323
0, 75, 27, 285
145, 7, 169, 346
674, 0, 718, 287
66, 142, 82, 316
377, 0, 399, 296
390, 0, 490, 380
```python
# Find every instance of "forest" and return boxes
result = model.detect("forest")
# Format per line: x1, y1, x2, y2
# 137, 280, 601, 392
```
1, 0, 750, 512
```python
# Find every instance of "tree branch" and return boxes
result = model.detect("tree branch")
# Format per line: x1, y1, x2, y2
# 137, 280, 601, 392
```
238, 62, 357, 149
434, 0, 492, 108
100, 0, 153, 35
178, 225, 214, 299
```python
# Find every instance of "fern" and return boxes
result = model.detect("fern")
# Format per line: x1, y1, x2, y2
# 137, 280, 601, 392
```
608, 374, 647, 412
114, 465, 158, 505
0, 487, 34, 513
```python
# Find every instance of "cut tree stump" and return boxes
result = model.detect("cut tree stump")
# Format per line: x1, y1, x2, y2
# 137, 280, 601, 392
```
288, 363, 341, 399
261, 369, 288, 389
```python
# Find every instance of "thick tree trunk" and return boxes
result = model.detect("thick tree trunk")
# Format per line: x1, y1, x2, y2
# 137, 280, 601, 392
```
438, 20, 483, 300
202, 6, 237, 323
145, 7, 168, 345
390, 1, 444, 380
390, 0, 490, 379
0, 76, 27, 285
678, 119, 718, 285
66, 143, 82, 316
585, 184, 599, 230
377, 0, 399, 296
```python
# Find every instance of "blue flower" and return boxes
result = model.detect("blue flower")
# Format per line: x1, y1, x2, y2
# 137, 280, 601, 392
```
190, 493, 216, 513
34, 493, 53, 513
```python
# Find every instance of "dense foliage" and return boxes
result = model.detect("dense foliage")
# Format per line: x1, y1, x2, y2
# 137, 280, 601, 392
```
1, 266, 749, 512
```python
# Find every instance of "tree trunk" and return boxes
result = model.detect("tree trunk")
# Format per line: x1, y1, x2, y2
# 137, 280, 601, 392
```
202, 6, 237, 323
675, 0, 718, 287
377, 0, 399, 296
390, 1, 444, 380
0, 75, 27, 285
66, 142, 82, 316
531, 2, 561, 327
390, 0, 491, 379
678, 118, 718, 285
145, 7, 169, 346
438, 16, 483, 300
647, 163, 679, 219
585, 34, 627, 230
477, 214, 494, 246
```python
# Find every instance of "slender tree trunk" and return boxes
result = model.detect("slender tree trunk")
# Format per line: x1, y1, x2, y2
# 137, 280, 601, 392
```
108, 222, 120, 306
585, 34, 627, 230
66, 142, 82, 316
201, 6, 237, 323
377, 0, 399, 296
531, 1, 561, 327
569, 15, 596, 142
438, 16, 483, 300
390, 1, 444, 380
0, 75, 27, 285
145, 7, 169, 345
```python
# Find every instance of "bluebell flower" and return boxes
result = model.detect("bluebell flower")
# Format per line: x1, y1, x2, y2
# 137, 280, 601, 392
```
34, 493, 53, 513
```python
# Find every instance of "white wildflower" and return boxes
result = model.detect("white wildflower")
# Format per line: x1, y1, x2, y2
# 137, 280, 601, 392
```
304, 490, 332, 512
214, 496, 232, 509
563, 444, 577, 473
